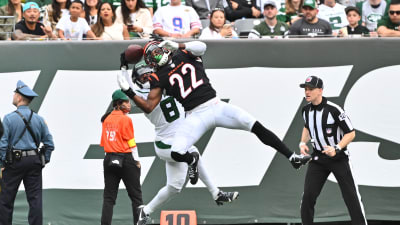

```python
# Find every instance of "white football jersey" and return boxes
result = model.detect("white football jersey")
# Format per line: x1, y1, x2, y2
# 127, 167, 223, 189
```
360, 1, 387, 31
318, 3, 349, 31
153, 4, 202, 34
135, 89, 185, 141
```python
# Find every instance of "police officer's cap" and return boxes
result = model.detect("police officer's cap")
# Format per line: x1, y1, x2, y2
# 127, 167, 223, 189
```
112, 89, 129, 101
299, 76, 324, 89
15, 80, 38, 98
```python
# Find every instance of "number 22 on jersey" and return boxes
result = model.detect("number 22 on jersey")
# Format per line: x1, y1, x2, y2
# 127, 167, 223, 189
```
169, 63, 203, 99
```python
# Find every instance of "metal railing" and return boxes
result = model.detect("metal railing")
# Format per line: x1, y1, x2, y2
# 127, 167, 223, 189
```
0, 15, 16, 40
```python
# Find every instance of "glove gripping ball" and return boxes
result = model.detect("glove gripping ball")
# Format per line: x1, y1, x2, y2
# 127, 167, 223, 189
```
124, 44, 144, 64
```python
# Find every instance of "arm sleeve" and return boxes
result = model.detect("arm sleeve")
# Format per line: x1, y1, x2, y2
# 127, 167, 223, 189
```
149, 72, 163, 89
325, 21, 333, 35
14, 22, 25, 32
225, 7, 252, 21
184, 41, 207, 56
82, 19, 91, 34
288, 20, 300, 35
152, 9, 163, 30
115, 6, 124, 24
251, 0, 260, 10
377, 17, 387, 28
0, 118, 3, 139
248, 24, 261, 38
55, 17, 65, 30
40, 117, 55, 161
122, 117, 135, 143
332, 107, 354, 134
301, 108, 309, 129
189, 7, 202, 29
141, 9, 154, 35
0, 117, 9, 164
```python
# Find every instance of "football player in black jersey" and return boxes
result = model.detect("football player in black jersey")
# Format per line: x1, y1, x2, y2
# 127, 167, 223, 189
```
118, 39, 312, 187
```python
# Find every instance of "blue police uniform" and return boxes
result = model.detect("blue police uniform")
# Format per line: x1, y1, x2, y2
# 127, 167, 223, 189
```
0, 119, 3, 139
0, 80, 55, 225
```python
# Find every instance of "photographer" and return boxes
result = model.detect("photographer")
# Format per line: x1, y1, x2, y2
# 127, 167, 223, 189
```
0, 80, 55, 225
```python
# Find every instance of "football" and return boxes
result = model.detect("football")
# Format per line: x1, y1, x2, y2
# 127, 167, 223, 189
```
124, 44, 144, 64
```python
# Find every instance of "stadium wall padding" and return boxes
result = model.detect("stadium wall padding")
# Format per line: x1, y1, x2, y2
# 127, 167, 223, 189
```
0, 39, 399, 224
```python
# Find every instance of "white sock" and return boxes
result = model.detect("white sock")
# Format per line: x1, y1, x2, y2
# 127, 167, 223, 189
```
198, 158, 220, 199
144, 185, 180, 215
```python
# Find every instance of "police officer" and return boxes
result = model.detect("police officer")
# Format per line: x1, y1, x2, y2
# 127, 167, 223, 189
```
0, 80, 55, 225
100, 90, 143, 225
298, 76, 367, 225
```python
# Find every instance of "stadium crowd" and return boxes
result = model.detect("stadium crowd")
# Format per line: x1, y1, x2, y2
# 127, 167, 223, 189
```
0, 0, 399, 40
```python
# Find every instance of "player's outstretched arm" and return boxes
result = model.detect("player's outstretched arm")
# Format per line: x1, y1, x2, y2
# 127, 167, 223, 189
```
159, 40, 207, 56
117, 72, 161, 113
183, 41, 207, 56
131, 88, 162, 113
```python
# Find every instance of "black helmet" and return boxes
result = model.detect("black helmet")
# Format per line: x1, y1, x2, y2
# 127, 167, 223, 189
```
143, 41, 171, 68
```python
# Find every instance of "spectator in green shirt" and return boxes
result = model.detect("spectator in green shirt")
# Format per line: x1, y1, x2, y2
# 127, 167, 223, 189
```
248, 0, 289, 38
377, 0, 400, 36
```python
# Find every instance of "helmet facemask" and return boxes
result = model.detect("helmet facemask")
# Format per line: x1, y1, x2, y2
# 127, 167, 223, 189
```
132, 63, 154, 89
144, 42, 171, 68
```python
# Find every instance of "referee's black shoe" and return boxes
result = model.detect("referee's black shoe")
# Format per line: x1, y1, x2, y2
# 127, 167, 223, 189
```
289, 153, 312, 170
188, 152, 199, 185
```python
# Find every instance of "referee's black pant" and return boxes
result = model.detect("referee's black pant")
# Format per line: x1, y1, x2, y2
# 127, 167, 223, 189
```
0, 155, 43, 225
101, 153, 143, 225
301, 151, 367, 225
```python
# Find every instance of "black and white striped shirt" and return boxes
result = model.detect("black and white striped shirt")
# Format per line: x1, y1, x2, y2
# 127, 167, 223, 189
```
302, 97, 354, 151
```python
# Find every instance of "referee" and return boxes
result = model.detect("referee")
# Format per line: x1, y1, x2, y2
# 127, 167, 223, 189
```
298, 76, 367, 225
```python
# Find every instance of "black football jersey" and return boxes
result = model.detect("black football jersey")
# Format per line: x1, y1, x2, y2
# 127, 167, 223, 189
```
149, 50, 216, 111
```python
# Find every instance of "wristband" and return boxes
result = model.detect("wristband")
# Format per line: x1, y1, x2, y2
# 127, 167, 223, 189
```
334, 145, 341, 154
123, 88, 136, 99
299, 142, 306, 148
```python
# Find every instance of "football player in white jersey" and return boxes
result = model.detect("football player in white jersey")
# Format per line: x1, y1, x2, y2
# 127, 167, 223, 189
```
152, 0, 202, 38
318, 0, 348, 33
120, 61, 239, 225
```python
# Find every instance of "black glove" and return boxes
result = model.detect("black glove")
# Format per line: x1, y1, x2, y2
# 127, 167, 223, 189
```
150, 33, 164, 42
123, 88, 136, 99
120, 52, 129, 69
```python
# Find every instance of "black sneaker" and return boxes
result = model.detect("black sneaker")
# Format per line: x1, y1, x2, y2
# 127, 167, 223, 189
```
188, 152, 199, 185
290, 154, 312, 170
137, 205, 149, 225
215, 191, 239, 206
